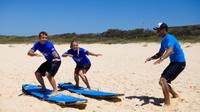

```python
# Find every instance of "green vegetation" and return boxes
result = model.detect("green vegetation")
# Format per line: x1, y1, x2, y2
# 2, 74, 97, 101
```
0, 24, 200, 44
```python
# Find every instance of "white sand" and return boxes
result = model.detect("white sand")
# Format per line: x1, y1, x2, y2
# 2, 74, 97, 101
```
0, 43, 200, 112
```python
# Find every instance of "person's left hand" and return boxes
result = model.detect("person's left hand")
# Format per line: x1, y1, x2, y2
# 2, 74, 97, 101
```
96, 54, 102, 57
154, 59, 163, 64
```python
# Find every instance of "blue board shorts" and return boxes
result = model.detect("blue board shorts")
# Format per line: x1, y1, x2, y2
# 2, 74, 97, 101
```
75, 64, 91, 73
36, 61, 61, 77
161, 62, 186, 83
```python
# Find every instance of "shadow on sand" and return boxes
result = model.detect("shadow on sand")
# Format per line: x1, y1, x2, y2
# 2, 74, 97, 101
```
126, 95, 164, 106
87, 96, 123, 103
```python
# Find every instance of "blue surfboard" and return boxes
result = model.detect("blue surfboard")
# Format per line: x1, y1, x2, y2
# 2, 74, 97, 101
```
58, 82, 124, 98
22, 84, 87, 105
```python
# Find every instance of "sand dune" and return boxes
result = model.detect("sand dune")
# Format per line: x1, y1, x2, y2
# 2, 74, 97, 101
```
0, 43, 200, 112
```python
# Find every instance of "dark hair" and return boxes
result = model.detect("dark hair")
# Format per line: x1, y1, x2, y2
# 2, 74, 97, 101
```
39, 31, 48, 38
161, 27, 168, 32
70, 40, 78, 48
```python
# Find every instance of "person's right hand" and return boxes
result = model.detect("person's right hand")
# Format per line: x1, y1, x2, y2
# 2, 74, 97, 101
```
145, 57, 152, 63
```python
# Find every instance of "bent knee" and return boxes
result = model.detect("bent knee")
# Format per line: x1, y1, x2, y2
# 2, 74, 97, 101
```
74, 71, 79, 75
35, 72, 41, 76
78, 70, 84, 75
46, 73, 53, 79
74, 73, 78, 77
159, 77, 167, 85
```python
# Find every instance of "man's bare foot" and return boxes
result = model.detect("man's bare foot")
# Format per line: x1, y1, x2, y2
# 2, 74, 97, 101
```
164, 99, 170, 106
38, 88, 46, 93
75, 84, 80, 88
164, 102, 170, 106
49, 91, 59, 97
172, 94, 179, 98
87, 87, 91, 90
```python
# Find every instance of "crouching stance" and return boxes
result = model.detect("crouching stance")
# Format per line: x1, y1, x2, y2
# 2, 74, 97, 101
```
62, 41, 102, 89
27, 31, 61, 96
145, 23, 186, 105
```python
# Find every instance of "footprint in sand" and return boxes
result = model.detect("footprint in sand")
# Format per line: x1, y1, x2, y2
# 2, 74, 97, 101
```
177, 90, 182, 93
184, 43, 192, 48
142, 44, 148, 47
174, 97, 188, 103
178, 98, 185, 102
8, 45, 15, 48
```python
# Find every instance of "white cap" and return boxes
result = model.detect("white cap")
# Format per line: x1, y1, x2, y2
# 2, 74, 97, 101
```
153, 22, 168, 30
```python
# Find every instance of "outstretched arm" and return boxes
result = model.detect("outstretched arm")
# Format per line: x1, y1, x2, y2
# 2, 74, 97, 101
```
154, 47, 173, 64
87, 51, 102, 57
62, 53, 73, 57
27, 49, 42, 57
145, 52, 163, 63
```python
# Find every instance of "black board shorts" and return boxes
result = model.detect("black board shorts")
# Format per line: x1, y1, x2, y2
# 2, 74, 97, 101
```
75, 64, 91, 73
36, 61, 61, 77
161, 62, 186, 83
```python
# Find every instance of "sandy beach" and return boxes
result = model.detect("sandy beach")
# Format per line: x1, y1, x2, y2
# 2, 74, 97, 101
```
0, 43, 200, 112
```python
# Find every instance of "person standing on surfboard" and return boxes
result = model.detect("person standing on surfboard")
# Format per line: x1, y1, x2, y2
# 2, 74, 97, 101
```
145, 23, 186, 106
27, 31, 61, 96
62, 41, 102, 89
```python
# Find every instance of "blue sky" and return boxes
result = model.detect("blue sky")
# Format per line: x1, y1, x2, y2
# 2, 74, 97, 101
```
0, 0, 200, 36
